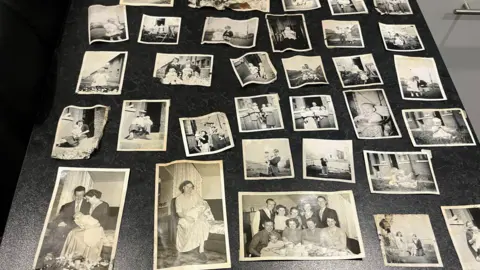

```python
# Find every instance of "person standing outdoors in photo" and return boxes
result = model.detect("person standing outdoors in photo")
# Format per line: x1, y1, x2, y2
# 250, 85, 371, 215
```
251, 198, 276, 237
321, 158, 328, 176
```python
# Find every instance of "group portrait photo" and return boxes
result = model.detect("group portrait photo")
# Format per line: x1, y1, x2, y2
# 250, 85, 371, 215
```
282, 55, 328, 89
154, 54, 213, 86
290, 95, 338, 131
88, 5, 128, 44
234, 94, 284, 133
322, 20, 364, 48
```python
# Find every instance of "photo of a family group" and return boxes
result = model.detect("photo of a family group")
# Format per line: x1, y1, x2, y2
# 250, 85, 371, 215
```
322, 20, 364, 48
333, 53, 383, 88
379, 23, 424, 52
230, 52, 277, 87
235, 94, 284, 133
88, 5, 128, 44
282, 55, 328, 89
243, 139, 294, 180
290, 95, 338, 131
373, 0, 413, 15
121, 0, 174, 7
188, 0, 269, 12
265, 14, 312, 52
281, 0, 321, 11
154, 54, 213, 86
327, 0, 368, 15
138, 15, 181, 45
201, 17, 258, 49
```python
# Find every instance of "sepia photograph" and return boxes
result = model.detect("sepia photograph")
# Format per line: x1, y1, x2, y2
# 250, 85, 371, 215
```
364, 150, 439, 195
188, 0, 269, 12
374, 0, 413, 15
138, 15, 181, 45
201, 17, 258, 49
374, 214, 443, 267
332, 53, 383, 88
402, 108, 476, 147
52, 105, 109, 160
153, 54, 213, 87
75, 51, 127, 95
117, 100, 170, 151
238, 190, 365, 261
290, 95, 338, 131
230, 52, 277, 87
379, 23, 424, 52
234, 93, 284, 133
344, 89, 401, 139
322, 20, 364, 48
32, 167, 130, 270
243, 139, 294, 180
179, 112, 234, 157
88, 5, 128, 44
121, 0, 174, 7
155, 160, 231, 270
265, 14, 312, 53
282, 55, 328, 89
281, 0, 321, 12
327, 0, 368, 15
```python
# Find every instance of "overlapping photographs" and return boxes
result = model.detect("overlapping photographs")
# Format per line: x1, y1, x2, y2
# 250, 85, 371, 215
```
188, 0, 269, 12
266, 14, 312, 53
88, 5, 129, 44
153, 54, 213, 86
234, 93, 284, 133
138, 15, 181, 45
281, 0, 321, 12
327, 0, 368, 15
332, 53, 383, 88
289, 95, 338, 131
201, 17, 258, 49
374, 0, 413, 15
282, 55, 328, 89
379, 23, 424, 52
120, 0, 174, 7
322, 20, 364, 48
230, 52, 277, 87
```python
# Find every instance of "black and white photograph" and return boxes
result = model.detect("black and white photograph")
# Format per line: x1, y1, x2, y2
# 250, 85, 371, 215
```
117, 100, 170, 151
282, 55, 328, 89
75, 51, 128, 95
201, 17, 258, 49
281, 0, 321, 12
238, 190, 365, 261
88, 5, 128, 44
394, 55, 446, 101
32, 167, 130, 270
120, 0, 174, 7
154, 54, 213, 87
138, 15, 181, 45
373, 0, 413, 15
332, 53, 383, 88
230, 52, 277, 87
402, 108, 477, 147
243, 139, 294, 180
188, 0, 269, 12
290, 95, 338, 131
379, 23, 424, 52
374, 214, 443, 267
364, 150, 439, 195
234, 94, 284, 133
179, 112, 234, 157
344, 89, 401, 139
265, 14, 312, 53
327, 0, 368, 15
52, 105, 109, 160
322, 20, 364, 48
155, 160, 231, 270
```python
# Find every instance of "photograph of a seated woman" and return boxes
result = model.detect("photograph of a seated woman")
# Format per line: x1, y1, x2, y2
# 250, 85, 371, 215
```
268, 16, 310, 51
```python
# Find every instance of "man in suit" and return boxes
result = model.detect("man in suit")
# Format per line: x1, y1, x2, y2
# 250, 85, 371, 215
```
251, 198, 276, 237
316, 196, 340, 228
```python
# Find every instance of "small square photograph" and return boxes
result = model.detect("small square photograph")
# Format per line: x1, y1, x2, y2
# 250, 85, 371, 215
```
120, 0, 174, 7
364, 150, 439, 195
230, 52, 277, 87
281, 55, 328, 89
153, 53, 213, 86
290, 95, 338, 131
201, 17, 259, 49
403, 108, 476, 147
322, 20, 364, 48
332, 53, 383, 88
52, 105, 109, 160
188, 0, 269, 12
327, 0, 368, 15
138, 15, 181, 45
75, 51, 127, 95
88, 5, 128, 44
234, 93, 284, 133
395, 55, 446, 101
374, 0, 413, 15
344, 89, 401, 140
374, 214, 443, 267
243, 139, 294, 180
379, 23, 424, 52
281, 0, 321, 12
179, 112, 234, 157
266, 14, 312, 53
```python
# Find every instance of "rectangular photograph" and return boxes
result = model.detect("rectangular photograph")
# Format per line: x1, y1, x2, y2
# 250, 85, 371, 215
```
379, 23, 424, 52
154, 160, 231, 270
374, 0, 413, 15
282, 55, 328, 89
364, 150, 439, 195
332, 53, 383, 88
120, 0, 174, 7
239, 190, 365, 261
154, 54, 213, 86
234, 93, 284, 133
138, 15, 181, 45
344, 89, 401, 139
374, 214, 443, 267
243, 139, 294, 180
188, 0, 269, 12
322, 20, 364, 48
265, 14, 312, 53
230, 52, 277, 87
201, 17, 258, 49
403, 108, 476, 147
32, 167, 130, 270
290, 95, 338, 131
282, 0, 321, 12
88, 5, 128, 44
327, 0, 368, 15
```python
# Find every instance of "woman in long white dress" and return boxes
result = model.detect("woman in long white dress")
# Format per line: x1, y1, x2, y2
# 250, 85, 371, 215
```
301, 107, 317, 130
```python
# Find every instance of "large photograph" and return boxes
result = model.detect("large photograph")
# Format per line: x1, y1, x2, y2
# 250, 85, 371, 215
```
327, 0, 368, 15
243, 139, 294, 180
290, 95, 338, 131
322, 20, 364, 48
332, 53, 383, 88
201, 17, 258, 49
138, 15, 181, 45
379, 23, 424, 52
234, 93, 284, 133
281, 55, 328, 89
373, 0, 413, 15
230, 52, 277, 87
265, 14, 312, 53
88, 5, 128, 44
153, 54, 213, 86
188, 0, 269, 12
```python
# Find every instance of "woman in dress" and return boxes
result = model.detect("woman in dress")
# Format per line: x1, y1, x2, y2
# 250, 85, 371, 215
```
395, 231, 408, 252
301, 218, 322, 246
411, 234, 425, 256
103, 18, 123, 41
317, 106, 330, 128
263, 104, 275, 129
353, 103, 384, 138
282, 218, 302, 245
300, 203, 318, 229
196, 131, 210, 153
301, 107, 317, 130
274, 205, 289, 232
320, 216, 347, 250
247, 103, 259, 130
288, 207, 303, 226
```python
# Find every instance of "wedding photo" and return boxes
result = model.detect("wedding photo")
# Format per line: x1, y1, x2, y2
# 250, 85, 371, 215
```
290, 95, 338, 131
188, 0, 269, 12
373, 0, 413, 15
282, 55, 328, 89
234, 93, 284, 133
281, 0, 321, 12
138, 15, 181, 45
155, 160, 231, 270
266, 14, 312, 53
32, 167, 130, 270
327, 0, 368, 15
322, 20, 364, 48
121, 0, 174, 7
201, 17, 258, 49
243, 139, 294, 180
238, 190, 365, 261
332, 53, 383, 88
153, 54, 213, 86
88, 5, 129, 44
230, 52, 277, 87
379, 23, 424, 52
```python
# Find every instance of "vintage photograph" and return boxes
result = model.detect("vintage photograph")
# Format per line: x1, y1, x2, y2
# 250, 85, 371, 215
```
120, 0, 174, 7
402, 108, 476, 147
75, 51, 127, 95
332, 53, 383, 88
188, 0, 269, 12
234, 94, 284, 133
88, 5, 128, 44
344, 89, 401, 139
201, 17, 258, 49
327, 0, 368, 15
230, 52, 277, 87
364, 150, 439, 195
117, 100, 170, 151
282, 55, 328, 89
138, 15, 181, 45
179, 112, 234, 157
154, 160, 231, 270
379, 23, 424, 52
265, 14, 312, 53
374, 214, 443, 267
153, 54, 213, 87
281, 0, 321, 12
238, 190, 365, 261
322, 20, 364, 48
243, 139, 294, 180
373, 0, 413, 15
52, 105, 109, 160
290, 95, 338, 131
394, 55, 446, 101
32, 167, 130, 270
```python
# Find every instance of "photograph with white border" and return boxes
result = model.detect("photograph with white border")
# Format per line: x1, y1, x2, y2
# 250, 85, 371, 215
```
374, 0, 413, 15
153, 54, 213, 86
322, 20, 364, 48
379, 23, 424, 52
332, 53, 383, 88
201, 17, 258, 49
230, 52, 277, 87
88, 5, 129, 44
281, 0, 321, 12
188, 0, 269, 12
265, 14, 312, 53
138, 15, 181, 45
120, 0, 174, 7
290, 95, 338, 131
327, 0, 368, 15
234, 93, 284, 133
282, 55, 328, 89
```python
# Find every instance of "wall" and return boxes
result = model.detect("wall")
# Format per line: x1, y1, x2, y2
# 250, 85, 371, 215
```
93, 181, 124, 207
241, 195, 296, 213
201, 175, 222, 200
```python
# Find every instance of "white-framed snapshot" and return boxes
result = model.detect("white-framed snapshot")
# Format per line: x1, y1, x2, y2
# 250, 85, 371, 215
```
188, 0, 269, 12
327, 0, 368, 15
120, 0, 174, 7
332, 53, 383, 88
322, 20, 364, 49
138, 15, 181, 45
88, 5, 129, 44
379, 23, 424, 52
289, 95, 338, 131
153, 53, 213, 87
234, 93, 284, 133
281, 0, 321, 12
230, 52, 277, 87
374, 0, 413, 15
281, 55, 328, 89
201, 17, 259, 49
265, 14, 312, 53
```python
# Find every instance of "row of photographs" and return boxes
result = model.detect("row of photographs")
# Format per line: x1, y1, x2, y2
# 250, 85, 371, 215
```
32, 164, 480, 270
